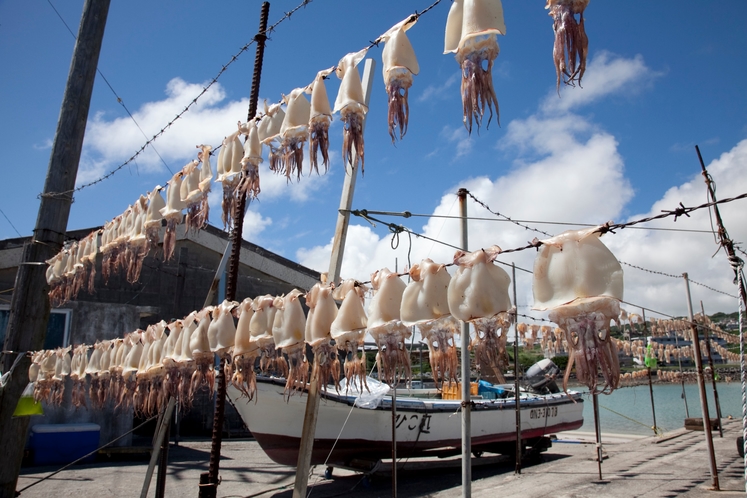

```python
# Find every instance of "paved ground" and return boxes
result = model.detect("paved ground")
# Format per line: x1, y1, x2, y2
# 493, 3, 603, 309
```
16, 419, 746, 497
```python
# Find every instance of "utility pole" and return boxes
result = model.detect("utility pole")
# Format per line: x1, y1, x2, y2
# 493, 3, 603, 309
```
0, 1, 110, 496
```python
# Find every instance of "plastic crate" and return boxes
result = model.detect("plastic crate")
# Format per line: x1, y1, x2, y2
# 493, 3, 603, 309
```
441, 382, 478, 400
28, 423, 100, 466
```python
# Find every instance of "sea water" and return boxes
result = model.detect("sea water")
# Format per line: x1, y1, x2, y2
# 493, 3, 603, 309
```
576, 381, 744, 436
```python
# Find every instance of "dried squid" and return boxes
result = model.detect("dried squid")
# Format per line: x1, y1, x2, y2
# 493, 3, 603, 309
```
447, 246, 512, 383
231, 298, 259, 400
215, 125, 244, 229
532, 226, 623, 394
444, 0, 506, 134
307, 68, 335, 174
333, 49, 369, 175
181, 158, 208, 232
249, 295, 287, 377
546, 0, 589, 92
380, 15, 420, 142
144, 186, 166, 255
70, 345, 89, 408
159, 171, 186, 261
125, 194, 148, 283
189, 307, 216, 398
367, 268, 411, 386
330, 279, 369, 392
266, 89, 311, 182
304, 279, 341, 392
272, 290, 308, 396
401, 259, 459, 388
238, 121, 262, 201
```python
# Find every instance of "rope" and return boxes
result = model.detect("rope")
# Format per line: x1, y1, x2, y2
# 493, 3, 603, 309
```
591, 395, 665, 435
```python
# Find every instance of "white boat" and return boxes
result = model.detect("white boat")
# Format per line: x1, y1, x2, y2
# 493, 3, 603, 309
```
227, 370, 584, 467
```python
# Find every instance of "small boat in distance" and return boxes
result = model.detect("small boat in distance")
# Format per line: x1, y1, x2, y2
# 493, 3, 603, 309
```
227, 360, 584, 467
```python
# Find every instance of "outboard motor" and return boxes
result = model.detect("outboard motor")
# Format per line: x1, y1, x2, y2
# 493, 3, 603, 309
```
525, 358, 561, 394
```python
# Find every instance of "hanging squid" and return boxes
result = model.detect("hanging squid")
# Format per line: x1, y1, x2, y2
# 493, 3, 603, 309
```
444, 0, 506, 134
331, 279, 369, 392
215, 125, 244, 230
238, 120, 263, 201
266, 89, 311, 182
447, 246, 512, 383
307, 68, 335, 174
380, 15, 420, 143
181, 158, 208, 232
144, 186, 166, 256
69, 344, 89, 409
532, 226, 623, 394
125, 195, 149, 283
249, 295, 287, 377
175, 311, 200, 408
232, 298, 260, 400
367, 268, 411, 386
401, 259, 459, 389
334, 49, 369, 175
160, 171, 186, 261
189, 307, 216, 398
546, 0, 589, 92
304, 279, 341, 393
272, 289, 308, 397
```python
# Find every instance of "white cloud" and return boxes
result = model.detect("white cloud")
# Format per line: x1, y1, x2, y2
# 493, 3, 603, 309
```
242, 208, 272, 241
417, 72, 460, 103
542, 51, 661, 114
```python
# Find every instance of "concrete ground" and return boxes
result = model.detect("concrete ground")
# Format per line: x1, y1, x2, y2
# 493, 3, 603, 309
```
16, 418, 746, 497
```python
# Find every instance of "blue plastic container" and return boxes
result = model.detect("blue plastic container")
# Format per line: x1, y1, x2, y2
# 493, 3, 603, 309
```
28, 423, 100, 466
477, 380, 505, 398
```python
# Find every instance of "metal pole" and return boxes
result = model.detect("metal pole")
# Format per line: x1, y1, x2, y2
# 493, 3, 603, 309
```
512, 264, 521, 474
700, 301, 724, 438
593, 394, 603, 480
293, 58, 376, 498
200, 5, 270, 497
391, 387, 397, 498
0, 2, 110, 496
642, 310, 657, 434
684, 272, 720, 490
674, 324, 690, 418
457, 189, 471, 497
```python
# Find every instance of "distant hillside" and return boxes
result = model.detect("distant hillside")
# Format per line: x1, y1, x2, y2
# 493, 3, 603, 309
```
710, 311, 739, 322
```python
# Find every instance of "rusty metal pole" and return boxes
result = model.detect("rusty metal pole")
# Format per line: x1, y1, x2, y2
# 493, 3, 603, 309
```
199, 4, 270, 497
684, 272, 719, 490
700, 301, 724, 437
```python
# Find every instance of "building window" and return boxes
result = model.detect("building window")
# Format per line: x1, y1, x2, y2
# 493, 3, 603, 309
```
0, 306, 71, 350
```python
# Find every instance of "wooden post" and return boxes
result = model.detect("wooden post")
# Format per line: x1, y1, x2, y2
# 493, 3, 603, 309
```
292, 58, 376, 498
0, 1, 110, 496
683, 272, 719, 490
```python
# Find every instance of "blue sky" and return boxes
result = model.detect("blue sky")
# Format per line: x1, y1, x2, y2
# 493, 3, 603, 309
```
2, 0, 746, 317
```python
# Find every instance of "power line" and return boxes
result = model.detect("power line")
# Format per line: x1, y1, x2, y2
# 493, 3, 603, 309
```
40, 0, 317, 200
45, 0, 173, 175
0, 208, 22, 237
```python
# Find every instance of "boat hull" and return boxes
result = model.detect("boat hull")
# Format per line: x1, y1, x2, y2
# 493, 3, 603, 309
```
228, 377, 584, 466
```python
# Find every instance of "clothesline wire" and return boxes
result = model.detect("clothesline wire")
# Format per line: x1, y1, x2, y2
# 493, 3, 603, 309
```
40, 0, 317, 200
350, 190, 747, 298
343, 209, 716, 234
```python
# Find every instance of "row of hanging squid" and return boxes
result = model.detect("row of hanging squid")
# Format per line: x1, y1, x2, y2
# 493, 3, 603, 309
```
44, 1, 593, 305
33, 224, 633, 420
